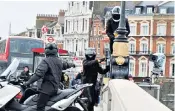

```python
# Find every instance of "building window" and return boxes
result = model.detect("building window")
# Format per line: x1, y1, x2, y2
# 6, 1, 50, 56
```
76, 40, 78, 51
82, 18, 84, 32
73, 20, 75, 31
94, 26, 97, 35
85, 19, 87, 31
129, 41, 136, 54
84, 40, 87, 49
77, 20, 79, 32
171, 23, 174, 36
97, 41, 100, 54
97, 26, 100, 35
83, 1, 85, 5
65, 20, 67, 32
171, 44, 175, 55
140, 41, 148, 54
160, 8, 167, 14
129, 60, 135, 76
129, 24, 136, 35
147, 7, 153, 14
170, 62, 175, 77
141, 24, 149, 35
135, 8, 141, 14
68, 21, 70, 33
68, 3, 70, 11
157, 24, 166, 36
157, 43, 165, 53
139, 61, 147, 77
77, 3, 79, 10
71, 2, 74, 6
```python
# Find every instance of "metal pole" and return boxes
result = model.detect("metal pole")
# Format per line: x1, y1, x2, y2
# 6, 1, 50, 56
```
110, 1, 129, 79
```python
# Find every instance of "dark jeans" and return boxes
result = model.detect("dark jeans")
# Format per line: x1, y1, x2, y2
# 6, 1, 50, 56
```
110, 40, 113, 54
83, 85, 95, 111
37, 93, 50, 111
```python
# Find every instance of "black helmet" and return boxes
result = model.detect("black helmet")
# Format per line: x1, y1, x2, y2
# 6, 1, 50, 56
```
45, 43, 58, 56
85, 47, 96, 60
111, 6, 121, 22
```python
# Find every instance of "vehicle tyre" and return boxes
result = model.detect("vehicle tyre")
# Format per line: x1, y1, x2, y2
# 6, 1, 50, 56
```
64, 106, 81, 111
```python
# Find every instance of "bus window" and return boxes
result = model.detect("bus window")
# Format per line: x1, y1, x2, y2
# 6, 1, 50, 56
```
0, 40, 6, 54
10, 40, 18, 53
10, 38, 43, 54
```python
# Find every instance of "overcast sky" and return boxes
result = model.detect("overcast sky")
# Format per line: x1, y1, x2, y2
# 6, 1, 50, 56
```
0, 1, 68, 39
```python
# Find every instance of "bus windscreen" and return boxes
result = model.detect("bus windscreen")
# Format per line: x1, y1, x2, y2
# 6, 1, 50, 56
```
10, 38, 44, 54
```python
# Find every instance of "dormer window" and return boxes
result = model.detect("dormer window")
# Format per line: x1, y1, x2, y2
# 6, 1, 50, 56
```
147, 7, 153, 14
160, 8, 167, 14
135, 7, 141, 14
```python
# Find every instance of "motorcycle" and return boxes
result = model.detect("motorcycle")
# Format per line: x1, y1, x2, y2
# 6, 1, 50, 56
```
0, 58, 91, 111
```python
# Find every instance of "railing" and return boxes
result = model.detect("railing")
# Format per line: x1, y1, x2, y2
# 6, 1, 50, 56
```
129, 51, 152, 55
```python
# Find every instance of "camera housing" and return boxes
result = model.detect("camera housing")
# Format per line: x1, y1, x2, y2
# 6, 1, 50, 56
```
149, 53, 166, 75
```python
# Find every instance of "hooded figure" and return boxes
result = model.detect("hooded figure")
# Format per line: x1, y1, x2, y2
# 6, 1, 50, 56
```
24, 43, 75, 111
106, 6, 130, 54
82, 47, 109, 111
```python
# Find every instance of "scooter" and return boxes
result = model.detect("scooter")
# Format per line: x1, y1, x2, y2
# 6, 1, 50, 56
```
0, 81, 92, 111
0, 58, 91, 111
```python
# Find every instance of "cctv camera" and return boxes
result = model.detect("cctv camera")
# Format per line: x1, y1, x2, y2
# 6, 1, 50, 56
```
149, 53, 166, 75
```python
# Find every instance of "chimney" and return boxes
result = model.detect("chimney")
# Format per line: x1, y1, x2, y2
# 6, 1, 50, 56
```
59, 10, 65, 16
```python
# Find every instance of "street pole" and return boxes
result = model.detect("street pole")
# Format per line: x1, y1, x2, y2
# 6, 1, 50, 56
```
111, 1, 129, 79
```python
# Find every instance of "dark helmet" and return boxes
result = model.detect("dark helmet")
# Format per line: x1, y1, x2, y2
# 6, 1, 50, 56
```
111, 6, 121, 22
45, 43, 58, 56
85, 47, 96, 60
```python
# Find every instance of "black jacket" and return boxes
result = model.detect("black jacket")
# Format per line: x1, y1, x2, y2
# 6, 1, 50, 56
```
106, 17, 130, 54
82, 60, 109, 84
20, 71, 30, 81
106, 18, 130, 40
26, 56, 74, 95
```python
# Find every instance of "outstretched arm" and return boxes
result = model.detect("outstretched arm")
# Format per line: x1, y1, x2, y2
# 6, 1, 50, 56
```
83, 60, 99, 68
62, 61, 75, 70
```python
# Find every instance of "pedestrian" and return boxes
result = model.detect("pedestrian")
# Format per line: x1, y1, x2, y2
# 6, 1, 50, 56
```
106, 6, 130, 54
24, 43, 75, 111
82, 47, 110, 111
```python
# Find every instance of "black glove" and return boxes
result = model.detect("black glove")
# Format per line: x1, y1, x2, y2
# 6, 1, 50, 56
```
99, 58, 106, 63
110, 35, 115, 41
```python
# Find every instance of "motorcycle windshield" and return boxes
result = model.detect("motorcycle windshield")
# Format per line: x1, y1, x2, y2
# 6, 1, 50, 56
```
0, 58, 20, 79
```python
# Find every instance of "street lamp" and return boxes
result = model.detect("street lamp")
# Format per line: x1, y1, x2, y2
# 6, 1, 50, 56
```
111, 1, 129, 79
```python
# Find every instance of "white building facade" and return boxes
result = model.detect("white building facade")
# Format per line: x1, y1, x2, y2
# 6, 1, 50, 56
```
63, 1, 93, 57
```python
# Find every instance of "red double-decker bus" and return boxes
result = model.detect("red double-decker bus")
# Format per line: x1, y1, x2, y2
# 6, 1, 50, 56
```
0, 36, 44, 74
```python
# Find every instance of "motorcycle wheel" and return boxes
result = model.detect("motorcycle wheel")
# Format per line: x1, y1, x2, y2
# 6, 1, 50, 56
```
64, 106, 81, 111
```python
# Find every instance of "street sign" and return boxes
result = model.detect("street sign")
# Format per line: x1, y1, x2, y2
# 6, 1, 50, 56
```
41, 25, 48, 34
47, 36, 54, 43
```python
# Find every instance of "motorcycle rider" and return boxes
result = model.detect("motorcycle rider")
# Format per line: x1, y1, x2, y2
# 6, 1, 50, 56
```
106, 6, 130, 54
24, 43, 75, 111
82, 47, 109, 111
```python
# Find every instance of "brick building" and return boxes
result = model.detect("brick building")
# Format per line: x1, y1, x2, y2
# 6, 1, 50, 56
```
89, 1, 175, 77
127, 1, 175, 77
89, 1, 140, 58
